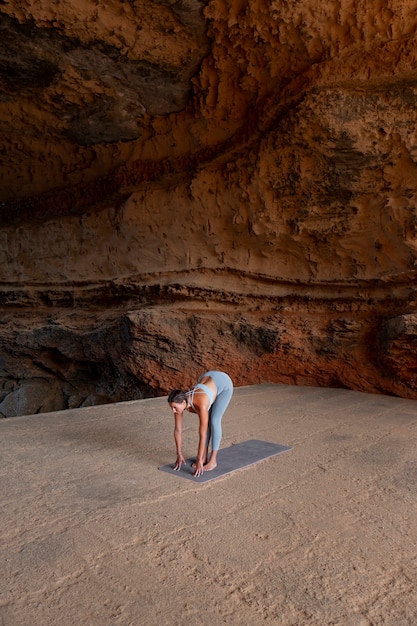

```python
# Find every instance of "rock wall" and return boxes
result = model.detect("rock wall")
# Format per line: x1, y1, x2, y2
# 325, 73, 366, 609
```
0, 0, 416, 416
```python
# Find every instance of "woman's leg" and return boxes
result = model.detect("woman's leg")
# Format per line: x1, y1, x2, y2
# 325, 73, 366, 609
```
204, 377, 233, 469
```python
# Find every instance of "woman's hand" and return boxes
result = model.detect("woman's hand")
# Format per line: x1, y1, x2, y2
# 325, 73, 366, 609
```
174, 454, 186, 471
193, 459, 204, 477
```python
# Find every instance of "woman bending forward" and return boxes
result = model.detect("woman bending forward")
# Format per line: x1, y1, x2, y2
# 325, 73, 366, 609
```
168, 371, 233, 477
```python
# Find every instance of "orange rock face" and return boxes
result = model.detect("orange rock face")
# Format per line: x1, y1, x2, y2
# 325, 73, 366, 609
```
0, 0, 416, 415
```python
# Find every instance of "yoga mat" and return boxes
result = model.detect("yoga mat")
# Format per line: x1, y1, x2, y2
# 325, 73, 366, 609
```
159, 439, 292, 483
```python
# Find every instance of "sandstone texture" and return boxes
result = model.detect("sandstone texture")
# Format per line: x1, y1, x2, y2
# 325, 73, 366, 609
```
2, 387, 417, 625
0, 0, 417, 416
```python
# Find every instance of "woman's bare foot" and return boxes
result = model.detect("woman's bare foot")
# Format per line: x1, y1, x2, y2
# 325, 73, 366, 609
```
203, 459, 217, 471
203, 450, 218, 471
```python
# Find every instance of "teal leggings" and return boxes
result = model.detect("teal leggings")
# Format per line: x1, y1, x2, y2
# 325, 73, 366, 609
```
199, 371, 233, 451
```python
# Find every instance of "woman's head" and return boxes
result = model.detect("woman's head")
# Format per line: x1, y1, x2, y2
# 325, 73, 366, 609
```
168, 389, 187, 404
168, 389, 188, 414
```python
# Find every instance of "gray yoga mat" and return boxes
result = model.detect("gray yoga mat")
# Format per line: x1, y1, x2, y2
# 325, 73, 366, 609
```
159, 439, 292, 483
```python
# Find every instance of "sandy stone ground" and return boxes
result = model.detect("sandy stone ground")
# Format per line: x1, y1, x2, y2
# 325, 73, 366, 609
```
1, 384, 417, 626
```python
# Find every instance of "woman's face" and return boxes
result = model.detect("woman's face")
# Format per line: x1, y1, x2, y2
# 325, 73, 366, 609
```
169, 400, 187, 415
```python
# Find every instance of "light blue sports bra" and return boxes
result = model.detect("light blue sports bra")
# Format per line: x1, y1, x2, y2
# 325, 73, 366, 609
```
186, 383, 215, 411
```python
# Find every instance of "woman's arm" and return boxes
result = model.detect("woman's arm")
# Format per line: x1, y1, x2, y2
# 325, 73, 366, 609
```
194, 407, 209, 477
173, 413, 186, 470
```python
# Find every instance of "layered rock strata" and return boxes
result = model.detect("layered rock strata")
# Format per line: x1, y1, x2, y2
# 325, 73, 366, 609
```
0, 0, 416, 415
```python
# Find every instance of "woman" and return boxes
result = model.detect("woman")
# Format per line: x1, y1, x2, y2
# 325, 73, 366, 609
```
167, 370, 233, 477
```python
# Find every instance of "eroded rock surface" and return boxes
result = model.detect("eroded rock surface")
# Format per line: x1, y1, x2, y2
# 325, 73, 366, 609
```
0, 0, 416, 416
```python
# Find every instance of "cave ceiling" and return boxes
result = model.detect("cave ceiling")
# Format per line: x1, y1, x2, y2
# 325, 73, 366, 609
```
0, 0, 211, 215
